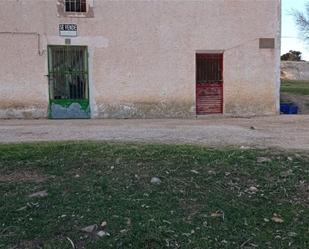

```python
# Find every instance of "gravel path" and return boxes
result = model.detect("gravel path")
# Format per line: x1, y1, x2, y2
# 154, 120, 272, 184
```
1, 115, 309, 150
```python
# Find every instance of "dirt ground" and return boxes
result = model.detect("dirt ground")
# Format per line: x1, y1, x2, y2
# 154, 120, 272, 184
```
0, 115, 309, 151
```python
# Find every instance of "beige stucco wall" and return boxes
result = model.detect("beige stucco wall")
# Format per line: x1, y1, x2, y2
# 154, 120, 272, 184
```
0, 0, 281, 118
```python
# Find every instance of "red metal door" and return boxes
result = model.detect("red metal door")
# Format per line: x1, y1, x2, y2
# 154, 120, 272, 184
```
196, 54, 223, 115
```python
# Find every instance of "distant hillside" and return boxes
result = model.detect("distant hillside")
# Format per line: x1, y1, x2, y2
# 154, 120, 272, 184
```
281, 61, 309, 81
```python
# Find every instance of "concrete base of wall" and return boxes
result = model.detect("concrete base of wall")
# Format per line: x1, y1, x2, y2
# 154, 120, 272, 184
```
94, 102, 195, 119
225, 104, 278, 116
0, 107, 47, 119
0, 101, 279, 119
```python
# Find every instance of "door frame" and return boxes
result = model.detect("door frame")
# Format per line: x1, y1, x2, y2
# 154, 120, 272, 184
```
47, 45, 90, 119
195, 53, 224, 115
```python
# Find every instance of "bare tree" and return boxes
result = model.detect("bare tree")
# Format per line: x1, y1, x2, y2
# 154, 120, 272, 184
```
293, 3, 309, 40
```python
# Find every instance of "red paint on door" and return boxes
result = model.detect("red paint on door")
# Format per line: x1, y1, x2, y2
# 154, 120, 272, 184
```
196, 54, 223, 115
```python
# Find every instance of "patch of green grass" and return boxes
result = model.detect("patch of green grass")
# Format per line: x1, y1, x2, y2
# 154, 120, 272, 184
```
0, 142, 308, 248
281, 80, 309, 95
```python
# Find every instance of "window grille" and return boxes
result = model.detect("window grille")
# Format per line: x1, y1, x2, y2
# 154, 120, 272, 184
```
196, 54, 223, 83
48, 46, 88, 100
65, 0, 87, 13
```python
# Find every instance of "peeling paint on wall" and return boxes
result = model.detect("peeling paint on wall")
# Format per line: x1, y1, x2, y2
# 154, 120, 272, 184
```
0, 107, 47, 119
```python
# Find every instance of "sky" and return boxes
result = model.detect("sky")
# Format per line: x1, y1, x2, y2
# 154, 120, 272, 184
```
282, 0, 309, 60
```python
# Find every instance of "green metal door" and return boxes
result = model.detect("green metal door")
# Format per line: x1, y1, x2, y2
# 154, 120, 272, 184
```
48, 46, 90, 119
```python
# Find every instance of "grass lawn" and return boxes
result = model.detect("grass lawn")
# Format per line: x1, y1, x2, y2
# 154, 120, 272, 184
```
0, 142, 308, 249
281, 80, 309, 96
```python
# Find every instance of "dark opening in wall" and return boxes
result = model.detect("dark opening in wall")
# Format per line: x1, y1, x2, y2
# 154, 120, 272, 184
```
65, 0, 87, 12
259, 38, 275, 49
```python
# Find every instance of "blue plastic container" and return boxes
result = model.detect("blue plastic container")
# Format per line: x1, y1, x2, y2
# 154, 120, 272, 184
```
280, 103, 299, 114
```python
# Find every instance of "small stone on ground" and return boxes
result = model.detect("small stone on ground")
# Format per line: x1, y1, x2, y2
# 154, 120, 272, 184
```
257, 157, 271, 163
151, 177, 161, 184
28, 190, 48, 198
97, 231, 110, 237
81, 224, 97, 233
